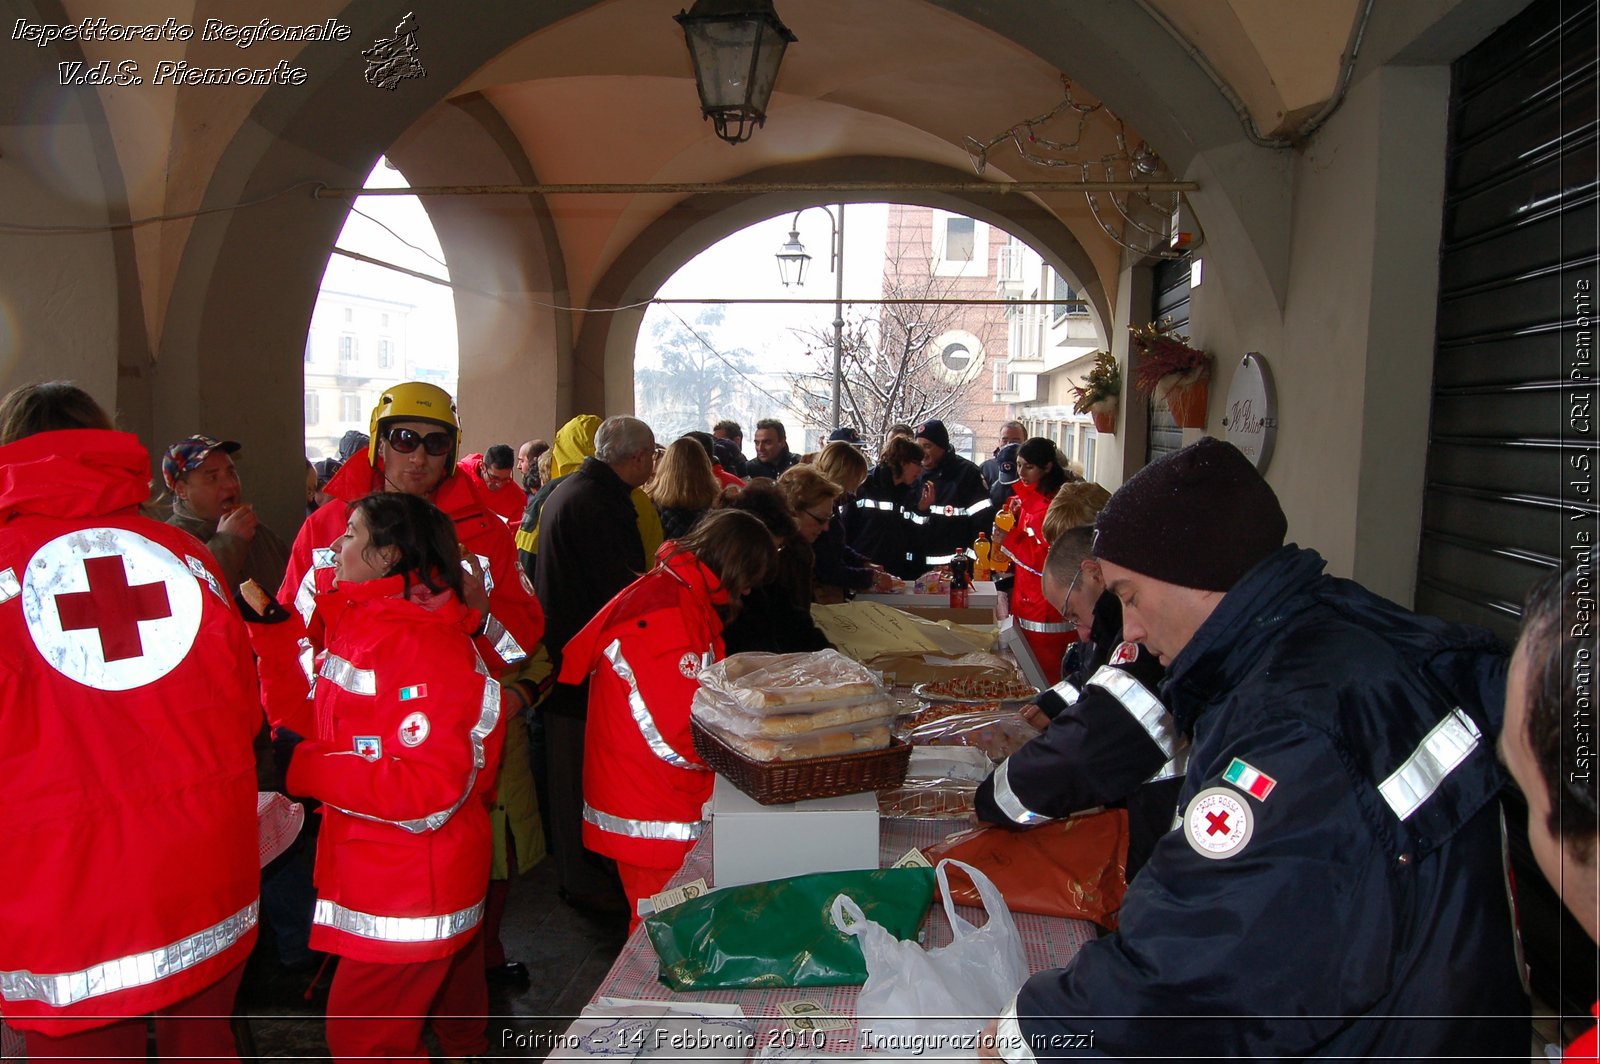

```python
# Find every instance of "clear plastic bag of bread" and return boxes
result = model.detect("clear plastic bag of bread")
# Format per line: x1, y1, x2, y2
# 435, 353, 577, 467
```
690, 686, 895, 739
699, 650, 885, 716
903, 706, 1038, 761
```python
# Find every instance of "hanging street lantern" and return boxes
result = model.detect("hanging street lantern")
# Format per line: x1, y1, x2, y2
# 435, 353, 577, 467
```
676, 0, 797, 145
774, 228, 811, 286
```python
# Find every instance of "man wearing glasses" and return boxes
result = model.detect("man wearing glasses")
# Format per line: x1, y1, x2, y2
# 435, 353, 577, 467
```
975, 525, 1183, 881
279, 381, 544, 692
459, 444, 526, 527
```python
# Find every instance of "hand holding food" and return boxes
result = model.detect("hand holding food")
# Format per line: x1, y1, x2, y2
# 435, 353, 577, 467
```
218, 502, 258, 541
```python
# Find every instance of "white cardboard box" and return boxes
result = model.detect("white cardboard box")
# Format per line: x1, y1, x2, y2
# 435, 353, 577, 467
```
998, 614, 1050, 690
707, 775, 879, 888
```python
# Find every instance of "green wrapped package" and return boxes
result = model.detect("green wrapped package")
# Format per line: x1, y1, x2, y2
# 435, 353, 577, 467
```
644, 867, 936, 990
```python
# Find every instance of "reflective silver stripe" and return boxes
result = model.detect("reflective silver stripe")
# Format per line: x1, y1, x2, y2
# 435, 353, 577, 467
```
184, 555, 225, 601
0, 901, 258, 1007
482, 615, 528, 664
313, 897, 483, 943
0, 567, 18, 604
855, 499, 896, 511
928, 498, 993, 518
904, 511, 929, 525
293, 549, 337, 621
320, 653, 376, 696
1146, 746, 1190, 783
1379, 707, 1481, 821
603, 639, 704, 771
924, 552, 958, 565
1087, 665, 1178, 758
1000, 544, 1041, 577
1016, 616, 1073, 634
583, 802, 703, 842
470, 553, 494, 596
325, 663, 502, 834
296, 637, 317, 685
1049, 678, 1081, 707
991, 758, 1052, 825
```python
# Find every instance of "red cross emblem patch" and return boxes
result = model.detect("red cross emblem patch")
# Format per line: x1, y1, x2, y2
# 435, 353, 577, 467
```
1110, 641, 1140, 666
22, 529, 203, 691
1184, 786, 1254, 860
398, 711, 430, 747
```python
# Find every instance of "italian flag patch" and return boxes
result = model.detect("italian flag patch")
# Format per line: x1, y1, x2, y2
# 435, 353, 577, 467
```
399, 684, 428, 701
1223, 757, 1276, 801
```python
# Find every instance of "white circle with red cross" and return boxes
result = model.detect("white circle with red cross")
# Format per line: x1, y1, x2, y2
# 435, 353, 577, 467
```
1184, 786, 1254, 860
398, 711, 431, 747
21, 528, 203, 692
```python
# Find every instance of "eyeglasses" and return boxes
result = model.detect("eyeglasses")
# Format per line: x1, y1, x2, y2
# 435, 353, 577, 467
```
803, 507, 832, 526
1057, 565, 1083, 627
384, 427, 452, 457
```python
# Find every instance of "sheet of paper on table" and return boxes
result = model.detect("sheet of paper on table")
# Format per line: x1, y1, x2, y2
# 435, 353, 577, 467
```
810, 601, 992, 661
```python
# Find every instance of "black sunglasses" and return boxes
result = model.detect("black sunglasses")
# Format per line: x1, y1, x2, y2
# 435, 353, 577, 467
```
384, 427, 453, 456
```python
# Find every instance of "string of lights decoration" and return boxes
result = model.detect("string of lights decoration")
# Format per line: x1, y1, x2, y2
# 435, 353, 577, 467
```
964, 76, 1202, 260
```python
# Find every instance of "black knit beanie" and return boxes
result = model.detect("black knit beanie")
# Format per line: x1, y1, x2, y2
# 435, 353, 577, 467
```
915, 419, 951, 452
1092, 437, 1286, 591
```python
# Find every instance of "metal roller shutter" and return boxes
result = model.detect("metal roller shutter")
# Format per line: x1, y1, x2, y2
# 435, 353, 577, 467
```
1422, 0, 1599, 1024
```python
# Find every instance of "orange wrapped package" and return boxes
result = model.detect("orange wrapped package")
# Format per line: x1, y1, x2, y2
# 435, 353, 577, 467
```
924, 808, 1130, 930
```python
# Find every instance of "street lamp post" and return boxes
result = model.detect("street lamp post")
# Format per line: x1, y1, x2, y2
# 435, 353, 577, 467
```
775, 204, 845, 430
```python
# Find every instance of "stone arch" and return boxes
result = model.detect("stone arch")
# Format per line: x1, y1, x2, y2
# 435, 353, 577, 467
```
577, 157, 1115, 417
384, 94, 571, 455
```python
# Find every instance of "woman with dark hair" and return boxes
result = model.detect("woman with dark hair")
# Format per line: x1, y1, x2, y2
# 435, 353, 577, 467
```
556, 509, 778, 922
846, 434, 927, 579
718, 479, 835, 655
996, 437, 1077, 684
245, 490, 506, 1061
0, 381, 261, 1060
1501, 564, 1600, 1056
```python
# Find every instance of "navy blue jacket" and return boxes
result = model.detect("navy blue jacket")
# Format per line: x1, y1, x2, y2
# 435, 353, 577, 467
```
846, 462, 923, 579
1005, 547, 1525, 1061
915, 451, 990, 565
976, 591, 1182, 880
745, 448, 799, 481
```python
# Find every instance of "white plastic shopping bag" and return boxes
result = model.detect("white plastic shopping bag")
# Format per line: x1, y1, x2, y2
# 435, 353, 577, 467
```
830, 857, 1027, 1048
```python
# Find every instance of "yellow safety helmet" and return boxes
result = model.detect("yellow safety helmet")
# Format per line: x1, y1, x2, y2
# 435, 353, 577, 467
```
368, 382, 461, 469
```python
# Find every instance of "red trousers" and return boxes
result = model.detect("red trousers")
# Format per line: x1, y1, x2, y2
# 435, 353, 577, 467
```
324, 931, 487, 1062
23, 960, 245, 1062
616, 862, 677, 933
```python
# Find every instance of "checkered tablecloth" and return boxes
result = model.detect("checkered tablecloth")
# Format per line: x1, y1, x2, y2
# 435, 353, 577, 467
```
588, 817, 1096, 1052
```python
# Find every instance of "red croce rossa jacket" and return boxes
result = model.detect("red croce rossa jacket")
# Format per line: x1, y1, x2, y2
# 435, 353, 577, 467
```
0, 429, 261, 1034
279, 452, 543, 679
558, 545, 728, 870
249, 574, 505, 963
1001, 479, 1076, 683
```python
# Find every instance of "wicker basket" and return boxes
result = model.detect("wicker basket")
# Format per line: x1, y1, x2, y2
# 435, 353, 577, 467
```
691, 718, 912, 806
